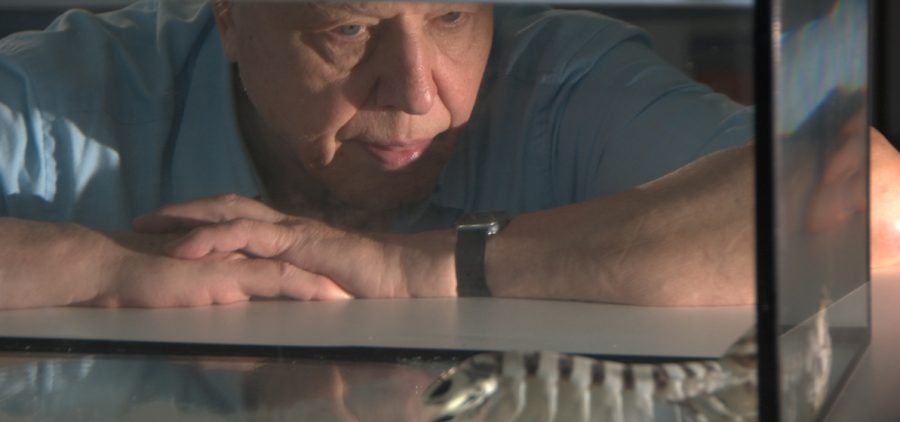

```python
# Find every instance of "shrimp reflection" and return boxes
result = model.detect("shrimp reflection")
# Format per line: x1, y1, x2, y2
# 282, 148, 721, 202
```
422, 302, 833, 422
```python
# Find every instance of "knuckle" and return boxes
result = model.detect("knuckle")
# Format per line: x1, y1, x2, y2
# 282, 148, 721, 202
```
217, 193, 242, 204
276, 226, 299, 249
231, 218, 259, 233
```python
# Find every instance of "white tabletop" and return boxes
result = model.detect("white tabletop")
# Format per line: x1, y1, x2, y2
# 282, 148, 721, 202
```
0, 296, 754, 358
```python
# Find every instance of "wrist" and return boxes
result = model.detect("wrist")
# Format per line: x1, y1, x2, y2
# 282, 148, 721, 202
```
0, 220, 110, 308
383, 230, 456, 298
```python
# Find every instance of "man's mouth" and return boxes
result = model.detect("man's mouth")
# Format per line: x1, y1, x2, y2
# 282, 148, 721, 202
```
361, 139, 433, 169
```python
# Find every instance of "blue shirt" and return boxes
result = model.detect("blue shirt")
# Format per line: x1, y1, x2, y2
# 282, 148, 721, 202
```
0, 1, 752, 231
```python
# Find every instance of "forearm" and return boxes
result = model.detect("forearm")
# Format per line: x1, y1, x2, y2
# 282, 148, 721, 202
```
0, 218, 111, 309
473, 144, 756, 306
517, 128, 900, 305
393, 146, 754, 305
141, 144, 755, 306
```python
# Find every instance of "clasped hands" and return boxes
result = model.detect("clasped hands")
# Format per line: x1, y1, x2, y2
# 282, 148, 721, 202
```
91, 194, 455, 307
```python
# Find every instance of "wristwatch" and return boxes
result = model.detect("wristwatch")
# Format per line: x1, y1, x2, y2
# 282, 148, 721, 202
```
455, 212, 511, 297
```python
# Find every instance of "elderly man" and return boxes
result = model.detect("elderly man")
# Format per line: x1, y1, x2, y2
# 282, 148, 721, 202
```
0, 0, 897, 309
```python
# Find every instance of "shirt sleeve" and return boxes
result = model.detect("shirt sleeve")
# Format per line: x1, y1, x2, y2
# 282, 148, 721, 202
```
550, 17, 753, 202
0, 0, 248, 229
0, 14, 134, 225
0, 46, 55, 219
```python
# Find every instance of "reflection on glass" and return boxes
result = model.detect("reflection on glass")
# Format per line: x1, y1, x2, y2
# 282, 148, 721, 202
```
767, 0, 870, 419
421, 347, 762, 422
0, 354, 448, 421
776, 302, 834, 421
422, 303, 837, 422
0, 306, 834, 422
775, 0, 869, 323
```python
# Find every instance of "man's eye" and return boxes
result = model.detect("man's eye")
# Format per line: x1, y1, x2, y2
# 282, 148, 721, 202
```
333, 24, 367, 38
438, 11, 466, 26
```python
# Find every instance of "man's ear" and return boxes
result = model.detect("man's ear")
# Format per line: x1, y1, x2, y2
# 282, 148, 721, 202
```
212, 0, 239, 63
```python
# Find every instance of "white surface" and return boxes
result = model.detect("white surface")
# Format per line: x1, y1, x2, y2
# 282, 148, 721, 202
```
0, 298, 754, 358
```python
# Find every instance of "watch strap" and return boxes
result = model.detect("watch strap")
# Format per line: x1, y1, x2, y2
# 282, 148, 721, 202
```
455, 228, 491, 297
455, 212, 510, 297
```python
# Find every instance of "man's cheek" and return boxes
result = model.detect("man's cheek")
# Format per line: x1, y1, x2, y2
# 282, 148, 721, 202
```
437, 75, 481, 126
282, 92, 356, 140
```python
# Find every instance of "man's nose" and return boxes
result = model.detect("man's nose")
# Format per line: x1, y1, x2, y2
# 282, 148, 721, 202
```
374, 31, 436, 115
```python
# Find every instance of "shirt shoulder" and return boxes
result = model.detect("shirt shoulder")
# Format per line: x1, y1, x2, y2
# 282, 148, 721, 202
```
432, 7, 655, 213
490, 5, 652, 82
0, 0, 257, 229
0, 0, 214, 124
429, 6, 751, 219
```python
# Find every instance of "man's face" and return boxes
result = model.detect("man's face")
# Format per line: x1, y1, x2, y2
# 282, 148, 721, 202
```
215, 1, 493, 211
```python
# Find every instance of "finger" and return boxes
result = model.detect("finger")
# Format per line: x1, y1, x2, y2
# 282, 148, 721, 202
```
198, 250, 250, 261
168, 218, 298, 261
133, 194, 285, 233
107, 258, 350, 308
232, 259, 353, 301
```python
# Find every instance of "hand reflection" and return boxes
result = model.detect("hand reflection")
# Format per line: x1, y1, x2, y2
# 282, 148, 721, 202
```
241, 360, 442, 421
796, 93, 900, 269
812, 125, 900, 269
805, 109, 868, 234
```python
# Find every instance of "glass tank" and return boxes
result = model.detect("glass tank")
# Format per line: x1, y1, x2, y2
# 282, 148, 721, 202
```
756, 0, 871, 420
